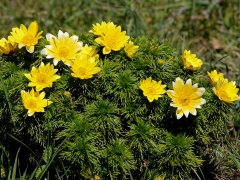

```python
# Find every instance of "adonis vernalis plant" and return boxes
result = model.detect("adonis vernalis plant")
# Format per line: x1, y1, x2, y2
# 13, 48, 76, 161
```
0, 37, 17, 54
24, 62, 61, 91
89, 21, 112, 36
41, 30, 83, 66
70, 54, 101, 79
167, 78, 206, 119
182, 49, 203, 70
8, 21, 43, 53
21, 89, 52, 116
124, 41, 139, 58
207, 69, 225, 84
139, 77, 166, 102
0, 21, 239, 179
80, 44, 99, 59
213, 78, 239, 103
91, 21, 130, 54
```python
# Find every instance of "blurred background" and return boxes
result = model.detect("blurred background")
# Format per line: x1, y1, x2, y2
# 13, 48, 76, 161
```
0, 0, 240, 71
0, 0, 239, 70
1, 0, 240, 82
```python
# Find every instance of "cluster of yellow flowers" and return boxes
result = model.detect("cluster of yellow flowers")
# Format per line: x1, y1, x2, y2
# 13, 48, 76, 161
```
0, 38, 17, 55
140, 76, 206, 119
0, 21, 140, 116
140, 50, 239, 119
0, 21, 239, 118
90, 21, 139, 57
208, 70, 239, 103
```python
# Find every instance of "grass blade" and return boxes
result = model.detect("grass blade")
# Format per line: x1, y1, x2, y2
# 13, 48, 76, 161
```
37, 137, 67, 180
11, 148, 20, 180
2, 129, 36, 156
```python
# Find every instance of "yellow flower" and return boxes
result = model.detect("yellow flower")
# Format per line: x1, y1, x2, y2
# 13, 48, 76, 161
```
139, 77, 166, 102
80, 44, 99, 59
24, 62, 61, 91
89, 21, 115, 36
124, 41, 139, 58
94, 175, 101, 180
182, 49, 203, 70
41, 30, 83, 66
157, 59, 165, 65
1, 168, 6, 179
8, 21, 43, 53
0, 38, 17, 54
167, 77, 206, 119
71, 54, 101, 79
207, 70, 224, 84
21, 89, 52, 116
94, 22, 130, 54
154, 175, 165, 180
213, 78, 239, 103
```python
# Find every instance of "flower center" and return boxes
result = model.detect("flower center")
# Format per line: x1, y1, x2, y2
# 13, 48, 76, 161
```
78, 67, 87, 76
58, 47, 69, 57
22, 34, 34, 45
218, 90, 228, 99
36, 73, 47, 84
147, 87, 156, 95
27, 99, 37, 109
107, 37, 116, 48
179, 94, 190, 106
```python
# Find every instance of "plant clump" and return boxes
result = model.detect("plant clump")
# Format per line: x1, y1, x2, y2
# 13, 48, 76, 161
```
0, 21, 239, 179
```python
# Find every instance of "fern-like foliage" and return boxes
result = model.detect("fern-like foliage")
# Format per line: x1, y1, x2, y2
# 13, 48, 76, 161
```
0, 26, 237, 180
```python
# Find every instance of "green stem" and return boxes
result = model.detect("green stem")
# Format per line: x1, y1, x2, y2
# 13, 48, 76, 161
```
38, 137, 67, 180
47, 100, 51, 180
103, 121, 109, 177
83, 139, 94, 179
0, 74, 14, 126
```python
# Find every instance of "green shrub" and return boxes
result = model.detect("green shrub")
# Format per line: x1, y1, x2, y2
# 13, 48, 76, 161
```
0, 21, 239, 179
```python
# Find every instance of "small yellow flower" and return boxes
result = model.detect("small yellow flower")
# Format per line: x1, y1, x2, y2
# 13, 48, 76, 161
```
157, 59, 165, 65
154, 175, 165, 180
89, 21, 115, 36
167, 77, 206, 119
71, 54, 101, 79
0, 38, 17, 54
24, 62, 61, 91
8, 21, 43, 53
21, 89, 52, 116
124, 41, 139, 58
1, 168, 6, 179
94, 175, 101, 180
207, 70, 224, 84
41, 30, 83, 66
80, 44, 99, 59
213, 78, 239, 103
182, 49, 203, 70
64, 91, 71, 98
94, 22, 130, 54
139, 77, 166, 102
